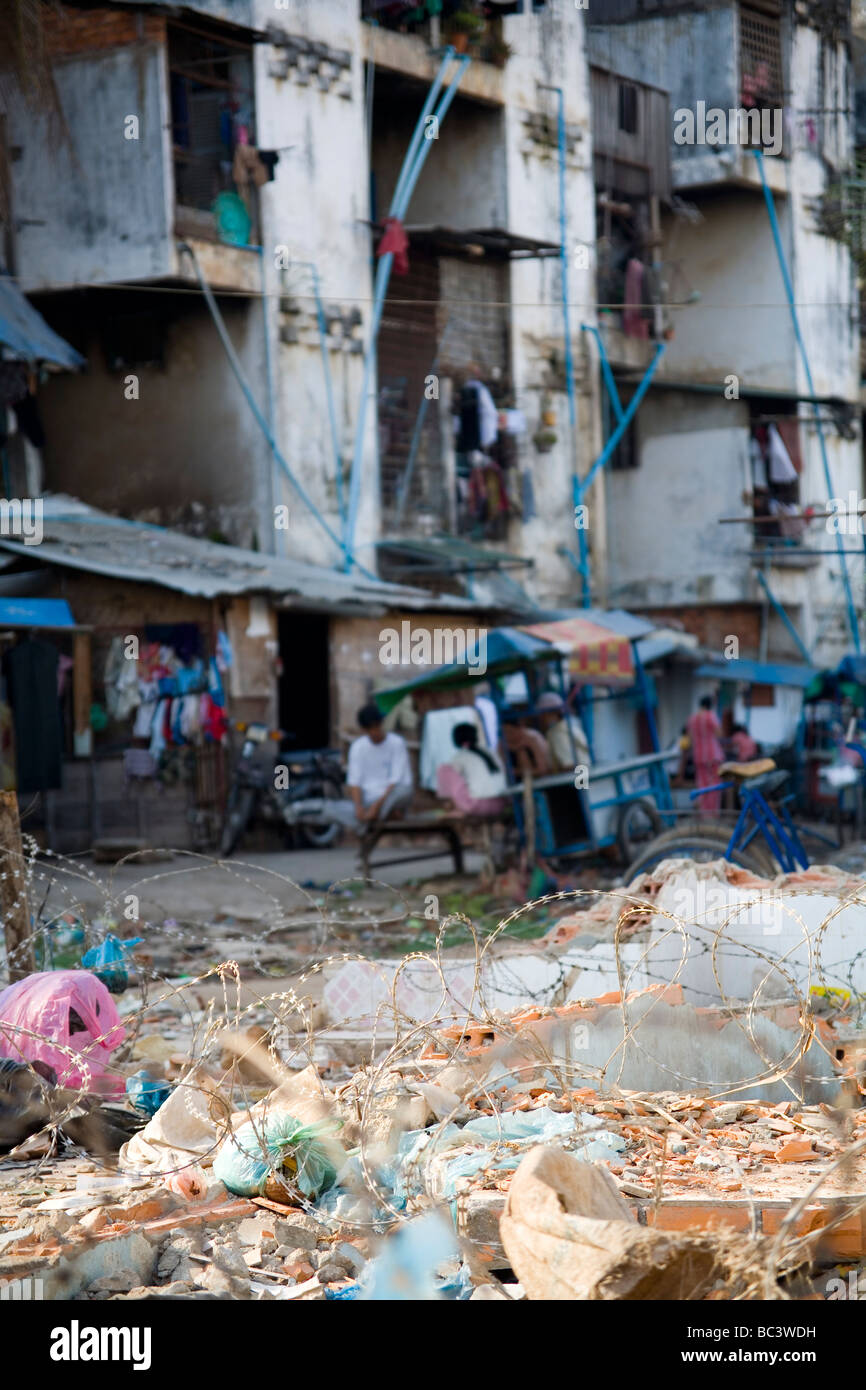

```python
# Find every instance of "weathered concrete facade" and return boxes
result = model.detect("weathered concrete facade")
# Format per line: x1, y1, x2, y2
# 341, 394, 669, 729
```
588, 0, 861, 668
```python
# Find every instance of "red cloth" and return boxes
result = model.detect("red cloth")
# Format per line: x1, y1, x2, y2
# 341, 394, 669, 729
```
686, 709, 724, 768
378, 216, 409, 275
694, 762, 723, 816
623, 258, 649, 339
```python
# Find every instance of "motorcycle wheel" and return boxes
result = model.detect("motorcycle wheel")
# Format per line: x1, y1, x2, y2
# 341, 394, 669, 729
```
292, 778, 344, 850
219, 787, 257, 857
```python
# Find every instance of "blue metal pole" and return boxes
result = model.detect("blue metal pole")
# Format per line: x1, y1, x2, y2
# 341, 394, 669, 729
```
581, 321, 623, 422
581, 342, 666, 495
391, 49, 454, 214
179, 242, 378, 577
343, 53, 470, 565
753, 148, 860, 654
755, 568, 812, 663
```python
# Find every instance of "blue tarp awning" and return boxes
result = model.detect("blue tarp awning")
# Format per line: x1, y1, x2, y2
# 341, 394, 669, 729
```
0, 276, 85, 369
695, 658, 818, 689
0, 598, 76, 628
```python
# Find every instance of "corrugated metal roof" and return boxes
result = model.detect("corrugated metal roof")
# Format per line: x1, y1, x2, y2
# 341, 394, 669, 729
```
0, 497, 476, 613
0, 277, 85, 370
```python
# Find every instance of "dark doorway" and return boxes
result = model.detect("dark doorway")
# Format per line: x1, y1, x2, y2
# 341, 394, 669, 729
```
278, 613, 331, 749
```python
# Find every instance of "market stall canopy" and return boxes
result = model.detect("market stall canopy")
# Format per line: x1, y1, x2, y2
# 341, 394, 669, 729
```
696, 658, 819, 689
375, 613, 641, 715
0, 276, 85, 369
521, 615, 635, 685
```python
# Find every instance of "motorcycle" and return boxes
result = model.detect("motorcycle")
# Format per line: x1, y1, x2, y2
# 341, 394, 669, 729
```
219, 722, 346, 857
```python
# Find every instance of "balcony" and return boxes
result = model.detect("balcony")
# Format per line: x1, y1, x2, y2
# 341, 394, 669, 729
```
587, 1, 789, 195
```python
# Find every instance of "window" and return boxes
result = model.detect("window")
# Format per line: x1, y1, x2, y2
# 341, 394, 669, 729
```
617, 82, 638, 136
739, 4, 783, 108
167, 20, 256, 231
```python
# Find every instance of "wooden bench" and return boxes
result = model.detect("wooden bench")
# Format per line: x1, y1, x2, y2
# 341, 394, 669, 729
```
357, 811, 510, 878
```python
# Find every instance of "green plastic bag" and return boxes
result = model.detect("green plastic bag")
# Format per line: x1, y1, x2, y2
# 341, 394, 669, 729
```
213, 1112, 339, 1200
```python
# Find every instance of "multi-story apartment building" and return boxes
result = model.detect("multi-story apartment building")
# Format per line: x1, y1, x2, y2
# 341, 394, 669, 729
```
586, 0, 861, 670
2, 0, 601, 608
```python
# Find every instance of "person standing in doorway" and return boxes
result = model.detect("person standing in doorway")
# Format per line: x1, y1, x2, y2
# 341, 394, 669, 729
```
687, 694, 725, 817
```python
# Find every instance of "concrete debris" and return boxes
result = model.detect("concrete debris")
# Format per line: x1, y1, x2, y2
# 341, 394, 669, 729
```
1, 862, 866, 1304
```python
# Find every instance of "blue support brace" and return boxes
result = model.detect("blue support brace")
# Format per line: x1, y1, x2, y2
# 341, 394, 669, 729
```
753, 149, 860, 654
755, 568, 812, 664
344, 50, 470, 567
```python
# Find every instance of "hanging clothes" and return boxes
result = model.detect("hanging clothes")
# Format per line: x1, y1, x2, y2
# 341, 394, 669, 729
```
5, 639, 62, 794
767, 423, 798, 484
774, 418, 803, 474
623, 259, 649, 339
104, 636, 141, 721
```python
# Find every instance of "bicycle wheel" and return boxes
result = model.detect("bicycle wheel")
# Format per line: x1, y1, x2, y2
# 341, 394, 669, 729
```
629, 818, 777, 876
617, 799, 663, 863
624, 827, 775, 884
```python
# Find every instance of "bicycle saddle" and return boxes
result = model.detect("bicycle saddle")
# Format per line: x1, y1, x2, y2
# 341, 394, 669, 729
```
738, 768, 789, 799
719, 757, 776, 778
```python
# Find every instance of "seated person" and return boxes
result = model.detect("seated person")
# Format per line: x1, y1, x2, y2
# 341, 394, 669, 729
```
727, 723, 760, 763
289, 703, 413, 832
536, 691, 590, 771
347, 702, 413, 824
436, 722, 508, 815
502, 713, 551, 776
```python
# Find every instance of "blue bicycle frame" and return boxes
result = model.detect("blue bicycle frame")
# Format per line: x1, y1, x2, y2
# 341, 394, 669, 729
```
690, 780, 810, 873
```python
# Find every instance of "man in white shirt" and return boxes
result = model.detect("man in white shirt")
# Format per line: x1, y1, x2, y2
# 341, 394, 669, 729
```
347, 703, 413, 823
283, 703, 413, 834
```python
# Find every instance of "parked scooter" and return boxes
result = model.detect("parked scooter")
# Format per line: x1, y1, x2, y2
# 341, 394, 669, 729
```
219, 722, 345, 856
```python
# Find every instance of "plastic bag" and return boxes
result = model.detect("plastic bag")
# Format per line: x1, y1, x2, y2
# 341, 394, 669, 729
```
36, 914, 86, 971
126, 1068, 172, 1117
213, 1111, 339, 1200
0, 970, 125, 1097
82, 934, 143, 994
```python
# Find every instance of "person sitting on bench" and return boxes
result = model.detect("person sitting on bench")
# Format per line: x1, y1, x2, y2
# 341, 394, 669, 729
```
436, 722, 508, 816
346, 702, 414, 825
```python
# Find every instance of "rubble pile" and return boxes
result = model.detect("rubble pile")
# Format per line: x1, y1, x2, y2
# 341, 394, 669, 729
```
1, 852, 866, 1301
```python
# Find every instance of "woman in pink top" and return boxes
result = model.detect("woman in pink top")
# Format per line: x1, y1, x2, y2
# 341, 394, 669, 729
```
686, 695, 725, 816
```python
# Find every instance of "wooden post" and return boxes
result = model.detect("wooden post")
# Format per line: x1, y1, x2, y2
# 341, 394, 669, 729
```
0, 790, 34, 982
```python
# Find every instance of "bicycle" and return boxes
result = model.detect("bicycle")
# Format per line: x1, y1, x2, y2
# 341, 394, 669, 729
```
624, 755, 842, 882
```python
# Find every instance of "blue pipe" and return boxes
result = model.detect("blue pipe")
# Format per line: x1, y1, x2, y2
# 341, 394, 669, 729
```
343, 52, 470, 566
539, 85, 584, 603
753, 149, 860, 654
390, 50, 453, 214
755, 568, 812, 663
179, 241, 379, 578
581, 322, 623, 422
580, 342, 666, 496
298, 260, 346, 529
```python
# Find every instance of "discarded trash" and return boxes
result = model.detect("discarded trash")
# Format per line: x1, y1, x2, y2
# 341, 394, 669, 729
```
0, 970, 125, 1097
359, 1212, 459, 1301
500, 1146, 724, 1301
126, 1069, 172, 1117
82, 934, 143, 993
213, 1112, 340, 1201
